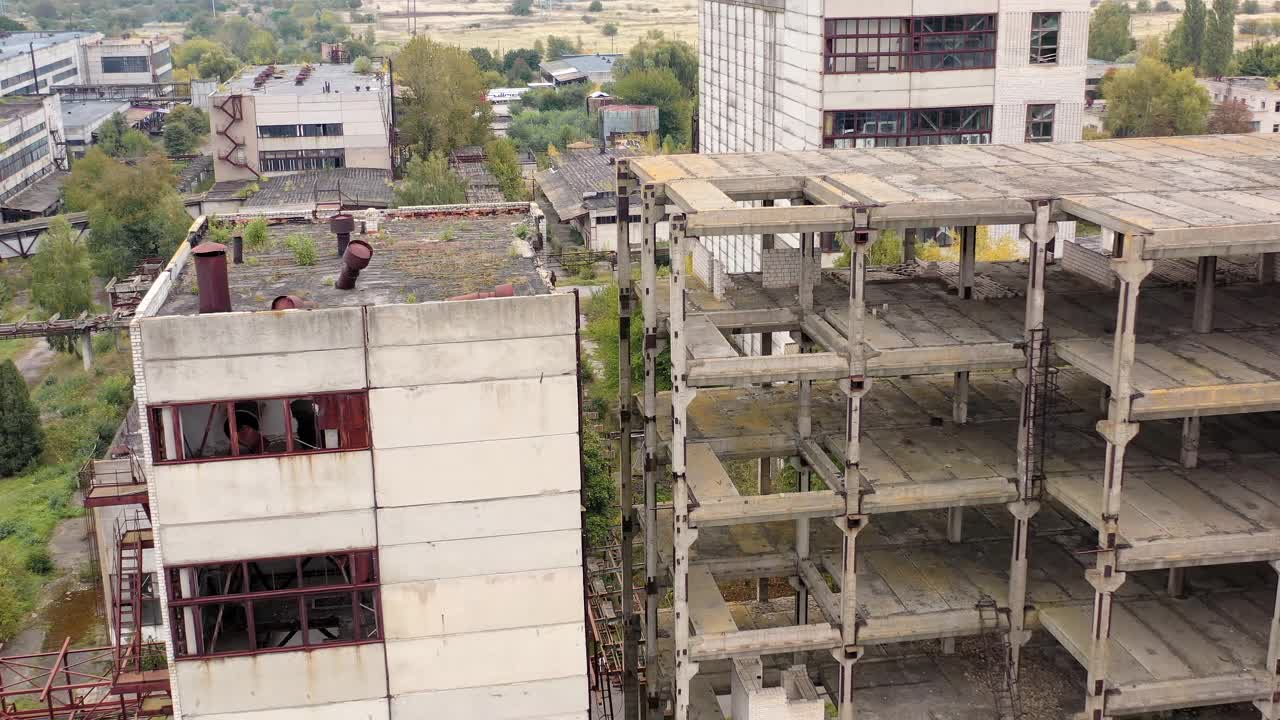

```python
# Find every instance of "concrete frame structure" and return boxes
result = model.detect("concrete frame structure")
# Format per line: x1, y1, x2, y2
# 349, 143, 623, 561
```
614, 134, 1280, 719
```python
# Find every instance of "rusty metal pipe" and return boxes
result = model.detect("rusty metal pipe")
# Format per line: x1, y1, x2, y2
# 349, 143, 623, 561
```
335, 239, 373, 290
330, 214, 355, 256
192, 242, 231, 313
446, 283, 515, 301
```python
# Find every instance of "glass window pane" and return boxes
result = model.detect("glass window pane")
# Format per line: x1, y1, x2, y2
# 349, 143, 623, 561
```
253, 597, 304, 649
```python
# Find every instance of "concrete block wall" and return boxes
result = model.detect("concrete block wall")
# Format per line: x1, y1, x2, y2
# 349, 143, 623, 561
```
364, 294, 588, 720
692, 239, 735, 298
1062, 237, 1117, 289
993, 3, 1089, 144
761, 247, 819, 289
699, 0, 779, 154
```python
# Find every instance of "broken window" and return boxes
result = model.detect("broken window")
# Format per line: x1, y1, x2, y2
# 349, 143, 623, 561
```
1026, 104, 1055, 143
148, 391, 370, 464
823, 106, 992, 148
1030, 13, 1060, 64
168, 550, 380, 659
824, 15, 996, 74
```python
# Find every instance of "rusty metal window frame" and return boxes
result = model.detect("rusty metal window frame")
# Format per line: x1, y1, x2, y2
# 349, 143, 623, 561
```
824, 15, 997, 74
1030, 12, 1060, 65
822, 106, 993, 148
168, 550, 382, 660
147, 390, 370, 465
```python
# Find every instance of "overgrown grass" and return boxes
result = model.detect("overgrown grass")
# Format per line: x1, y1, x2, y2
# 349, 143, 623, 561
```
0, 345, 134, 642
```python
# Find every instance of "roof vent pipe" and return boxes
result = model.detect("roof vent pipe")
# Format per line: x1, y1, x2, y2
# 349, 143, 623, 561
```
446, 283, 516, 301
271, 295, 310, 310
192, 242, 232, 313
335, 239, 373, 290
330, 213, 355, 256
232, 235, 244, 264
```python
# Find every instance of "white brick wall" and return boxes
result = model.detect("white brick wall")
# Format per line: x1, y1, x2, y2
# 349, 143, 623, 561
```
761, 247, 819, 289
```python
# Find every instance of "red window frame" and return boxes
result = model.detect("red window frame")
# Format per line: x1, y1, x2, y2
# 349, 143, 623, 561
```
148, 390, 371, 465
168, 550, 381, 660
824, 15, 997, 75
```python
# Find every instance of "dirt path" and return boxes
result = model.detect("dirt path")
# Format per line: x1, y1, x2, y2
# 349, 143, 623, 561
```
15, 339, 56, 384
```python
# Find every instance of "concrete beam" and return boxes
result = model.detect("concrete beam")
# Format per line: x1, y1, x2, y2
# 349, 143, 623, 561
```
688, 624, 842, 662
802, 177, 866, 208
702, 307, 800, 333
1107, 673, 1271, 715
1130, 383, 1280, 420
869, 199, 1035, 229
799, 314, 848, 357
692, 554, 796, 582
859, 477, 1017, 513
685, 314, 739, 360
797, 559, 841, 625
798, 438, 843, 491
684, 205, 855, 238
687, 352, 851, 387
690, 490, 845, 527
666, 179, 739, 216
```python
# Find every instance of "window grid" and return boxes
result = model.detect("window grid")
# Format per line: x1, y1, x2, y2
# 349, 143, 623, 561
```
101, 55, 150, 74
1030, 12, 1060, 64
823, 106, 993, 148
258, 148, 346, 172
1026, 104, 1055, 143
824, 15, 997, 74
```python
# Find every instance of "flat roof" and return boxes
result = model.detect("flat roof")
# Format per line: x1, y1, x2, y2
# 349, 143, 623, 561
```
632, 134, 1280, 259
205, 168, 394, 209
61, 99, 130, 130
0, 95, 47, 123
0, 31, 93, 63
157, 206, 549, 316
218, 63, 385, 97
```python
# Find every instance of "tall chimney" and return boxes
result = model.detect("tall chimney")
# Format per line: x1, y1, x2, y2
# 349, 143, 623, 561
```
335, 240, 373, 290
330, 213, 355, 256
193, 242, 232, 313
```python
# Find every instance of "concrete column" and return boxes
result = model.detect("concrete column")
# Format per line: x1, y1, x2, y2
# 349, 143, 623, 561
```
835, 230, 872, 720
1259, 252, 1277, 284
946, 507, 964, 543
1181, 256, 1216, 469
952, 371, 969, 424
757, 329, 773, 604
1008, 202, 1053, 682
669, 216, 700, 720
958, 225, 977, 300
796, 333, 813, 645
902, 228, 916, 265
1084, 234, 1153, 720
799, 231, 814, 311
1167, 567, 1186, 598
640, 184, 661, 717
80, 331, 94, 371
614, 166, 640, 720
1261, 560, 1280, 720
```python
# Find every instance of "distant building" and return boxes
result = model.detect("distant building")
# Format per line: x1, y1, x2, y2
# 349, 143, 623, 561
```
539, 53, 622, 86
1200, 76, 1280, 134
79, 36, 173, 85
486, 87, 532, 104
0, 94, 62, 206
0, 31, 100, 97
535, 148, 667, 251
599, 104, 659, 147
208, 63, 393, 182
60, 98, 131, 159
1085, 57, 1133, 102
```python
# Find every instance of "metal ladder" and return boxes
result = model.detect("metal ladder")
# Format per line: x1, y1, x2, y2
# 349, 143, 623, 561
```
975, 595, 1022, 720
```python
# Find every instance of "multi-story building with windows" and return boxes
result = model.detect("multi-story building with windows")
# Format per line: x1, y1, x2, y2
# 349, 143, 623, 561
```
72, 205, 590, 720
208, 64, 393, 182
1199, 76, 1280, 134
0, 94, 62, 203
0, 31, 101, 97
700, 0, 1088, 154
79, 36, 173, 86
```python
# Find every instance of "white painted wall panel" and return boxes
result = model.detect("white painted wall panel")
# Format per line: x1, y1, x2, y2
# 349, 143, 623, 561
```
378, 493, 579, 546
365, 294, 575, 347
175, 644, 387, 716
192, 698, 388, 720
159, 510, 376, 564
155, 452, 374, 525
385, 622, 586, 694
369, 376, 578, 448
368, 335, 575, 387
379, 530, 581, 583
389, 676, 588, 720
374, 433, 579, 507
139, 308, 363, 360
144, 348, 366, 403
382, 567, 583, 639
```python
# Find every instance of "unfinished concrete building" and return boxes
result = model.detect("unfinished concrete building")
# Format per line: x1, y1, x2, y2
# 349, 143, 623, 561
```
30, 204, 592, 720
612, 134, 1280, 719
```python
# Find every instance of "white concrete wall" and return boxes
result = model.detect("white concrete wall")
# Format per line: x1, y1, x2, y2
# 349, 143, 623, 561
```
81, 40, 173, 85
366, 294, 587, 720
992, 1, 1089, 144
0, 95, 62, 202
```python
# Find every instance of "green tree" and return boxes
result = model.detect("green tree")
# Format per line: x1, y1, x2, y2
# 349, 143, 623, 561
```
1208, 97, 1256, 132
522, 84, 590, 112
396, 37, 491, 155
197, 48, 240, 81
1089, 1, 1136, 61
1167, 0, 1208, 69
31, 217, 93, 354
611, 68, 692, 149
1203, 0, 1237, 76
485, 138, 527, 201
0, 360, 42, 477
469, 47, 499, 72
1102, 57, 1211, 136
1136, 0, 1152, 11
510, 0, 533, 15
245, 30, 278, 64
0, 16, 26, 31
66, 149, 190, 279
164, 122, 197, 155
353, 55, 373, 73
544, 35, 580, 60
616, 31, 698, 93
508, 108, 594, 152
1231, 40, 1280, 74
602, 22, 618, 37
168, 105, 210, 137
1242, 0, 1262, 12
393, 152, 467, 207
588, 0, 603, 10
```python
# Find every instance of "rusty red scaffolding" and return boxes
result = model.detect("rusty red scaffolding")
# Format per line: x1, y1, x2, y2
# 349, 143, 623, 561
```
0, 641, 170, 720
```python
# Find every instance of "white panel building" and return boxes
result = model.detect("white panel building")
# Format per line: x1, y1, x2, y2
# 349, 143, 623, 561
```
82, 206, 588, 719
78, 36, 173, 86
209, 64, 393, 182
